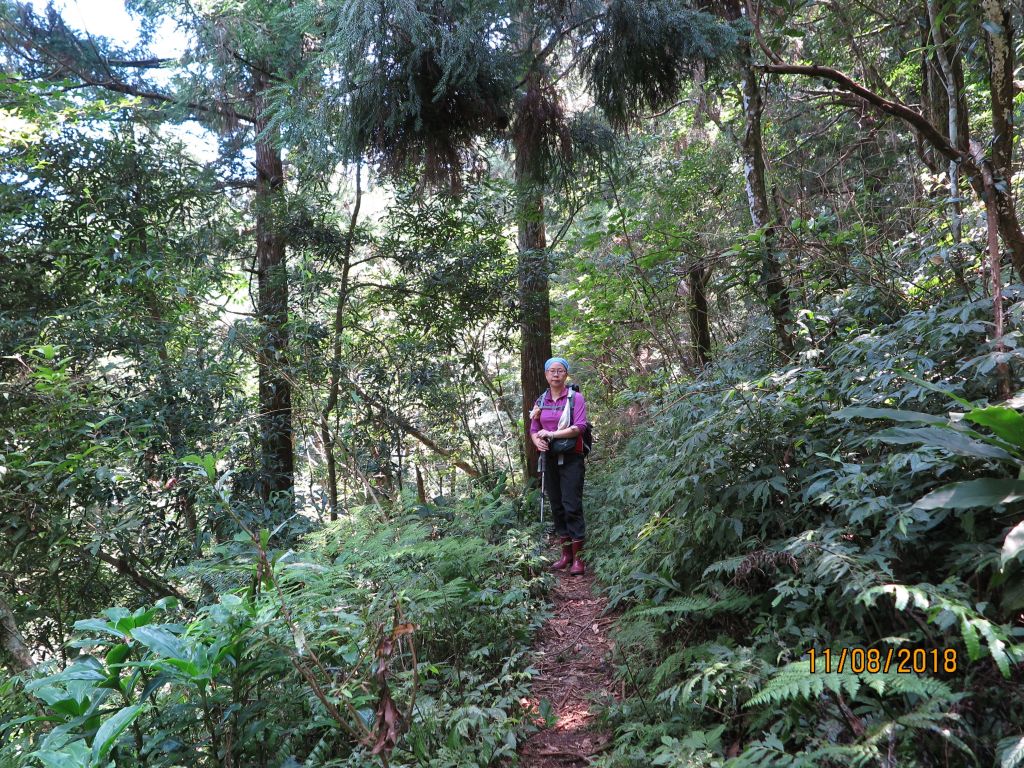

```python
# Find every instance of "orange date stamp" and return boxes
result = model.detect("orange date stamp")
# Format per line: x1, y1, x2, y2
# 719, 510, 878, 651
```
806, 647, 958, 675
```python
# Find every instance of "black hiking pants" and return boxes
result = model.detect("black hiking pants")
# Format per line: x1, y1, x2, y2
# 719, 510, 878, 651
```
545, 451, 585, 541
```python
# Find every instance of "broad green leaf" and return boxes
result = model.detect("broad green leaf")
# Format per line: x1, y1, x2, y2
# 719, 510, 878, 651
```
999, 736, 1024, 768
1001, 521, 1024, 569
894, 370, 972, 407
965, 406, 1024, 451
105, 644, 130, 667
159, 657, 204, 678
50, 698, 89, 717
91, 704, 142, 764
28, 664, 106, 690
114, 616, 140, 635
33, 739, 90, 768
914, 479, 1024, 509
961, 617, 981, 661
153, 596, 178, 612
130, 626, 185, 660
976, 620, 1012, 678
875, 427, 1014, 461
73, 619, 126, 639
833, 406, 947, 425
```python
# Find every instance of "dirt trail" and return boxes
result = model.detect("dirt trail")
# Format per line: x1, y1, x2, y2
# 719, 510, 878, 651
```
519, 546, 619, 766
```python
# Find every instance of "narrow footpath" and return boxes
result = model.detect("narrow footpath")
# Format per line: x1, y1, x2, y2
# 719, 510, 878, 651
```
519, 546, 619, 766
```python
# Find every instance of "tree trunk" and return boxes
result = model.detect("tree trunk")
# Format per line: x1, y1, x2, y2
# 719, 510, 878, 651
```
739, 62, 794, 354
918, 15, 944, 174
724, 0, 794, 355
253, 68, 294, 508
974, 140, 1013, 399
926, 0, 965, 244
0, 593, 33, 673
925, 0, 971, 294
320, 166, 362, 521
687, 263, 712, 366
979, 0, 1024, 281
917, 6, 967, 174
514, 72, 553, 483
981, 0, 1014, 180
416, 465, 427, 504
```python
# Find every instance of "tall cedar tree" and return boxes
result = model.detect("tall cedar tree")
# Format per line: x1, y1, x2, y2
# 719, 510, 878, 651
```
0, 0, 306, 509
316, 0, 735, 477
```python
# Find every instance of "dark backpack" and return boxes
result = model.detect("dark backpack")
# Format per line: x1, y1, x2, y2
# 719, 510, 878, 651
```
534, 384, 593, 457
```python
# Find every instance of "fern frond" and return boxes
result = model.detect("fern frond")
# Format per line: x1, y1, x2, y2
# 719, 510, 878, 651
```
651, 649, 686, 688
702, 554, 747, 578
860, 670, 955, 700
302, 731, 337, 767
744, 661, 859, 708
727, 734, 818, 767
808, 743, 879, 767
635, 588, 757, 620
658, 649, 764, 711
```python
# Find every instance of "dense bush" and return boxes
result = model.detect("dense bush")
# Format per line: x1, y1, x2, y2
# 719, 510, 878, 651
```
585, 280, 1024, 766
0, 489, 549, 768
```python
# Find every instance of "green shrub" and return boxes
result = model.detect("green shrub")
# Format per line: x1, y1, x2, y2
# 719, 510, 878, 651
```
586, 287, 1024, 766
1, 492, 549, 768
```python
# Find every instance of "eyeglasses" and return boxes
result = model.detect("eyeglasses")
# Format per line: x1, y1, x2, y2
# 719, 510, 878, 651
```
547, 368, 567, 376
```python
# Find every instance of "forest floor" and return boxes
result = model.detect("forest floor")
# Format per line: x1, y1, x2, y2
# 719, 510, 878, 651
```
518, 542, 619, 767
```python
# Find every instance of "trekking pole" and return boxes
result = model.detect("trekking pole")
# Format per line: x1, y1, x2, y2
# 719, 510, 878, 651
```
538, 452, 546, 525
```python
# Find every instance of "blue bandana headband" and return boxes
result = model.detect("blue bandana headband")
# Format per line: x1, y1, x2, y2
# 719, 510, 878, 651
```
544, 357, 570, 372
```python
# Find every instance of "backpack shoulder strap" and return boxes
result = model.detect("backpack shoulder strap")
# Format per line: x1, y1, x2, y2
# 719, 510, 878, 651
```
533, 390, 549, 418
561, 388, 574, 424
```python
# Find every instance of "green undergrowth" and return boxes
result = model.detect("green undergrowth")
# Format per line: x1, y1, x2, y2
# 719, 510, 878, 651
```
0, 491, 551, 768
585, 286, 1024, 767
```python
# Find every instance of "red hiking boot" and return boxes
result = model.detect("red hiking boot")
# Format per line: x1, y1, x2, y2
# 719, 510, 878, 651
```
569, 540, 585, 576
550, 537, 573, 571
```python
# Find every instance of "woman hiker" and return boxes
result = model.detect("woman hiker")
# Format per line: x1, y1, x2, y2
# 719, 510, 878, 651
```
530, 356, 588, 576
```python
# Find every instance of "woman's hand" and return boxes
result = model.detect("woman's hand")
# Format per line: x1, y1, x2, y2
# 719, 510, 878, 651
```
533, 432, 549, 452
539, 426, 577, 441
